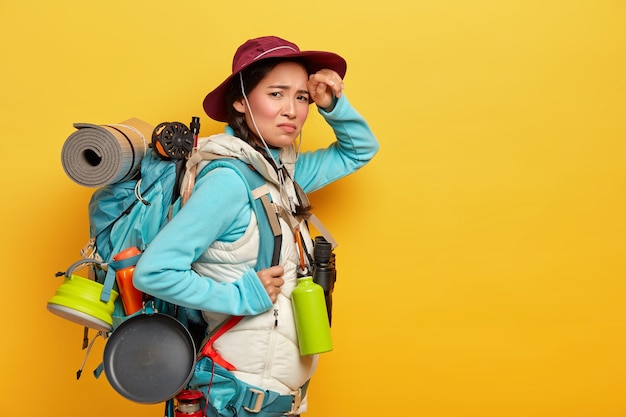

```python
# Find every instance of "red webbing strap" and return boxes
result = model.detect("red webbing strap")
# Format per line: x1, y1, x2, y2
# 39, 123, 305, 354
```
199, 315, 244, 371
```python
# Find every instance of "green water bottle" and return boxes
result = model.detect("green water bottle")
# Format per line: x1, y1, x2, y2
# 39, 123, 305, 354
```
292, 276, 333, 355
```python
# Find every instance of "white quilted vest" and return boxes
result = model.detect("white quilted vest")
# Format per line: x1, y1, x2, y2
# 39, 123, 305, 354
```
185, 134, 317, 396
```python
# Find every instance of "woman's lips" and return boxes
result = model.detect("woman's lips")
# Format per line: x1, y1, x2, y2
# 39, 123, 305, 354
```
278, 123, 297, 133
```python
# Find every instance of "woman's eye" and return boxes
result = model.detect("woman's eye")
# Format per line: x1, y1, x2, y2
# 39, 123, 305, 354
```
297, 95, 310, 102
270, 91, 282, 98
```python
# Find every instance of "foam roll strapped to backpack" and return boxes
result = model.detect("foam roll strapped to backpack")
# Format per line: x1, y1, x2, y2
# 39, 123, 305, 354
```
60, 118, 154, 187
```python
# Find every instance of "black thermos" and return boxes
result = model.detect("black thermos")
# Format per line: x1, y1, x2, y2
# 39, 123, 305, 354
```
311, 236, 336, 326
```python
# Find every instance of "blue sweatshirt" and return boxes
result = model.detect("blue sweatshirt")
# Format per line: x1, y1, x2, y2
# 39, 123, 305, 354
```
133, 96, 379, 315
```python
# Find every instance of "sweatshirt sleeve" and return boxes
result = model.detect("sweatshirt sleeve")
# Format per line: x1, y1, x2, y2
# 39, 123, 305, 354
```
133, 167, 274, 316
294, 95, 379, 193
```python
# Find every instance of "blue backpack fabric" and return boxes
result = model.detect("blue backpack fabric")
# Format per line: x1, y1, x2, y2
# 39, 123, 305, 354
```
88, 149, 178, 269
87, 148, 279, 326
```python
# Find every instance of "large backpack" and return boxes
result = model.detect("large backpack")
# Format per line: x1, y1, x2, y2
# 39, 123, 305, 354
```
57, 117, 342, 417
86, 141, 281, 325
81, 122, 321, 417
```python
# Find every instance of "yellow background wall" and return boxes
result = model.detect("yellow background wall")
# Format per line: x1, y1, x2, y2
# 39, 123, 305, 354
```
1, 0, 625, 416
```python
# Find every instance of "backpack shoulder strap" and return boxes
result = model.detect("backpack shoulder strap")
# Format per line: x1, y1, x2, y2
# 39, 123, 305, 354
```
197, 158, 282, 270
192, 159, 285, 372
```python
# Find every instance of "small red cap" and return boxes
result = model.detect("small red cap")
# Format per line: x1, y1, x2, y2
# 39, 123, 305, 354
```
176, 389, 204, 401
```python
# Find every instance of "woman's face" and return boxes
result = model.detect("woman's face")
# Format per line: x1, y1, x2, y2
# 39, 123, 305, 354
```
233, 61, 310, 148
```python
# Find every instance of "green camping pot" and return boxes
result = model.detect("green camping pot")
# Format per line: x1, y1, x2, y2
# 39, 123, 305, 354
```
47, 259, 119, 332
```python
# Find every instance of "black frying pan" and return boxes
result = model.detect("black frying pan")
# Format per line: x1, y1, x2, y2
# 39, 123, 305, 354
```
103, 312, 196, 404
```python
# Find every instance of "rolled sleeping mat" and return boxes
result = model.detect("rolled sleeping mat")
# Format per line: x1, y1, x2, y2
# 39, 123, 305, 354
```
61, 118, 154, 187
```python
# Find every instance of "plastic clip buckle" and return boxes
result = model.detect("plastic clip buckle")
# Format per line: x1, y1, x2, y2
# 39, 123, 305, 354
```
244, 388, 265, 413
289, 387, 302, 415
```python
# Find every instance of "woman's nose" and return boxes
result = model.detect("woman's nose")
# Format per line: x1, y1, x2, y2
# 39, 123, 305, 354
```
281, 100, 296, 118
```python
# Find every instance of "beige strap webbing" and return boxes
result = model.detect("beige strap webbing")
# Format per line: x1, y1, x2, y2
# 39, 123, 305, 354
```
274, 206, 338, 250
259, 194, 282, 238
186, 151, 231, 171
276, 206, 300, 232
302, 212, 338, 249
251, 184, 271, 200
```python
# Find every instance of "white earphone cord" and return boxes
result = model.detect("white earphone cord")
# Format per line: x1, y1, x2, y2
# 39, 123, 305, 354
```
239, 73, 281, 169
239, 72, 302, 213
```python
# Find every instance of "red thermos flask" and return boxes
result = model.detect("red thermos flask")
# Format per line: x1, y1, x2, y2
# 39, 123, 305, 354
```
112, 247, 144, 315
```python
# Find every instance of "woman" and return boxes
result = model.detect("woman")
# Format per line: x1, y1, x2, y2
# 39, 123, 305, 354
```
133, 36, 379, 416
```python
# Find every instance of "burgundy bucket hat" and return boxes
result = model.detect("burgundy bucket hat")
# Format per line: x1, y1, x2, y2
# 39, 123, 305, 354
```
203, 36, 347, 122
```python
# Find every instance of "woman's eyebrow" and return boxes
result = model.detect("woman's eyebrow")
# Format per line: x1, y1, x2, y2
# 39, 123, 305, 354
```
267, 84, 290, 90
268, 84, 310, 95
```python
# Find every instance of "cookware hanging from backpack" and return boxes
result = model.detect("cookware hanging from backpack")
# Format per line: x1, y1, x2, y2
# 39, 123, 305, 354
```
103, 304, 196, 404
47, 259, 119, 332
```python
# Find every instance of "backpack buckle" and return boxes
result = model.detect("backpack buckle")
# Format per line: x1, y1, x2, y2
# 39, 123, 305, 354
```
243, 388, 265, 413
288, 387, 303, 415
